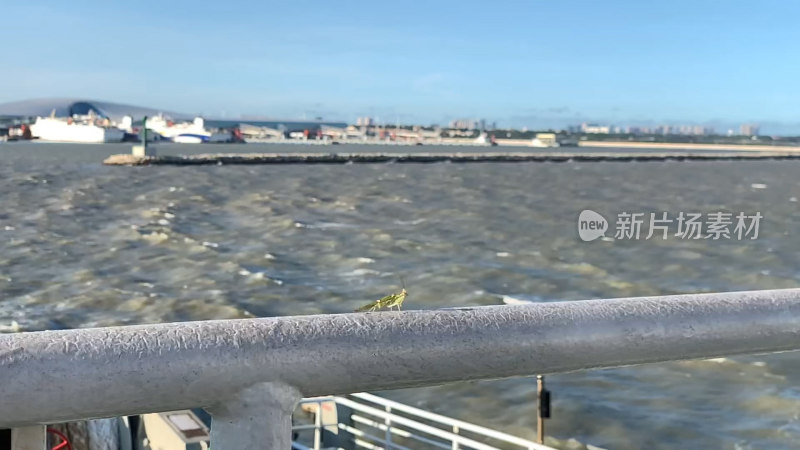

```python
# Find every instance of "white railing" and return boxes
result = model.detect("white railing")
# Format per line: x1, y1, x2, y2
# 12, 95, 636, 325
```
3, 289, 800, 448
293, 393, 554, 450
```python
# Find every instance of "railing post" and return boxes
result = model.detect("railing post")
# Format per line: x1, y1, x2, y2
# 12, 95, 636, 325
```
384, 405, 392, 447
11, 426, 46, 450
313, 402, 322, 450
208, 382, 301, 449
452, 425, 460, 450
327, 403, 356, 450
536, 375, 545, 444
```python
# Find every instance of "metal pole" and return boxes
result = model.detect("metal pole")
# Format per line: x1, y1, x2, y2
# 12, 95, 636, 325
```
313, 401, 322, 450
142, 116, 148, 149
385, 404, 394, 447
207, 382, 300, 449
536, 376, 544, 444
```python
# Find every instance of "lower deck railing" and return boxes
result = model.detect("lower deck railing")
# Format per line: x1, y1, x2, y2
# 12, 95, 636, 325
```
292, 393, 555, 450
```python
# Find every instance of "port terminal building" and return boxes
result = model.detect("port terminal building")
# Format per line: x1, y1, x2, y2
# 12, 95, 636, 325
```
0, 98, 347, 132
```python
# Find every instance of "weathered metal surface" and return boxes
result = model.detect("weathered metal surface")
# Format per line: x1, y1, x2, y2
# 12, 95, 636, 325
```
2, 289, 800, 428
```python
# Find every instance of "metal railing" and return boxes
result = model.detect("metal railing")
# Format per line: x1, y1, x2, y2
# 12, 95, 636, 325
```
3, 288, 800, 448
292, 393, 555, 450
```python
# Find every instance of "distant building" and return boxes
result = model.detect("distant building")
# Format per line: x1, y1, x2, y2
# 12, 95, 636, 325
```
449, 119, 478, 130
654, 125, 672, 135
668, 125, 712, 136
446, 118, 492, 130
601, 124, 717, 136
0, 98, 190, 122
580, 123, 611, 134
356, 116, 374, 126
740, 124, 760, 136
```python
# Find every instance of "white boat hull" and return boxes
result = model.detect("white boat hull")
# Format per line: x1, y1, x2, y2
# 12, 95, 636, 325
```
169, 132, 231, 144
31, 118, 125, 143
172, 134, 207, 144
147, 116, 231, 143
530, 140, 560, 148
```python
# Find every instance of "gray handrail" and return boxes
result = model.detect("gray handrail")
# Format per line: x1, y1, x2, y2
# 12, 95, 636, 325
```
3, 288, 800, 447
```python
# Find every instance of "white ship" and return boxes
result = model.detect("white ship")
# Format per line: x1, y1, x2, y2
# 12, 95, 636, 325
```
29, 116, 125, 143
238, 123, 286, 142
530, 133, 560, 148
146, 115, 231, 144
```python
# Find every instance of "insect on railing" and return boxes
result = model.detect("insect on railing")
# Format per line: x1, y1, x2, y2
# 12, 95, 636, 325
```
2, 289, 800, 448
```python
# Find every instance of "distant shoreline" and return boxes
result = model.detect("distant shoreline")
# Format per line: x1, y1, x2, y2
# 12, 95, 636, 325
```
579, 140, 800, 152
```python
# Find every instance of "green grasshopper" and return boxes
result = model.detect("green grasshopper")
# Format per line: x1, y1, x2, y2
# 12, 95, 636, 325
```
355, 280, 407, 312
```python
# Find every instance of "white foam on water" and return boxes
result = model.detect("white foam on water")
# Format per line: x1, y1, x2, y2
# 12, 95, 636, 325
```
706, 357, 733, 364
501, 294, 547, 304
142, 232, 169, 243
394, 218, 426, 225
295, 221, 358, 230
343, 268, 381, 277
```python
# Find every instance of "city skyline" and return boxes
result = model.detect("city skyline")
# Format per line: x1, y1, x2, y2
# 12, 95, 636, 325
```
349, 117, 763, 137
2, 1, 800, 134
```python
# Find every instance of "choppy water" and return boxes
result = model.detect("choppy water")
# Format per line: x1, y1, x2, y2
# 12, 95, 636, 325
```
2, 142, 800, 449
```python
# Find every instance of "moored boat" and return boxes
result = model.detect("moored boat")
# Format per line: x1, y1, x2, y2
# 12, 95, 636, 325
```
146, 115, 232, 143
29, 116, 125, 143
530, 133, 560, 148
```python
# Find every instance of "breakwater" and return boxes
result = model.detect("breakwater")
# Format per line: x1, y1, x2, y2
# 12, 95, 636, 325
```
103, 150, 800, 165
579, 140, 800, 152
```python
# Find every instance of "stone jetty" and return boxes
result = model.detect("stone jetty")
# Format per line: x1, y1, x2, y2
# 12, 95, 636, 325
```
103, 151, 800, 166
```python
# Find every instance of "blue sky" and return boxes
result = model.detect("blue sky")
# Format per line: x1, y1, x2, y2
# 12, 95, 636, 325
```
3, 1, 800, 133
